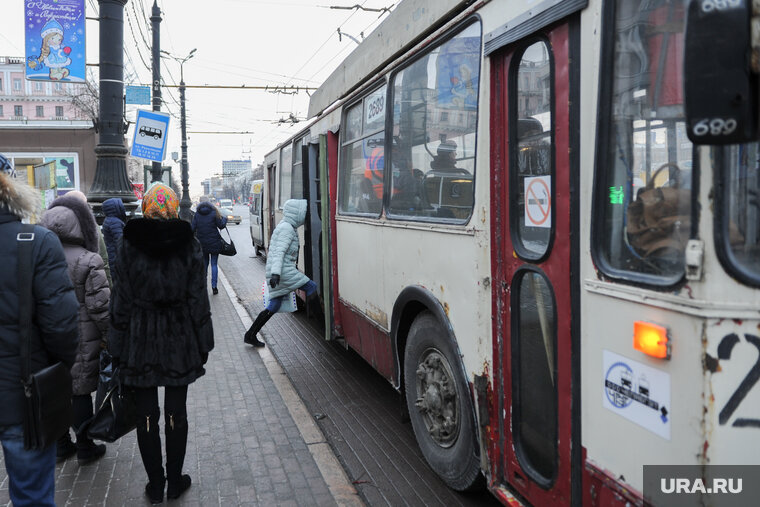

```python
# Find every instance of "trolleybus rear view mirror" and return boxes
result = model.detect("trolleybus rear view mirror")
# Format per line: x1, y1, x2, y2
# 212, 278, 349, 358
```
684, 0, 757, 145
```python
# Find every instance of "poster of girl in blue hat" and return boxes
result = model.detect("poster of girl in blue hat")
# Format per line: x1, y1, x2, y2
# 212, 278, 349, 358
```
25, 0, 86, 82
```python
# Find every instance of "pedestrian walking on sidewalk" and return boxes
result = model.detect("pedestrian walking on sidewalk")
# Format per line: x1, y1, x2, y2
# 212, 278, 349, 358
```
101, 197, 127, 271
40, 193, 111, 466
109, 184, 214, 504
0, 154, 79, 505
191, 198, 228, 295
64, 190, 113, 287
244, 198, 318, 348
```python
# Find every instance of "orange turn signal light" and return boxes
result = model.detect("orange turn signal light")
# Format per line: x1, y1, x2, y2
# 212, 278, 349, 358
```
633, 321, 670, 359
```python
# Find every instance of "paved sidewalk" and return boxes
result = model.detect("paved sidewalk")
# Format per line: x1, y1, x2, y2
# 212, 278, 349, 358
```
219, 225, 501, 507
0, 278, 356, 506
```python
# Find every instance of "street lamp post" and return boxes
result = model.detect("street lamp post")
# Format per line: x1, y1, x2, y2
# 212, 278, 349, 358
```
149, 0, 163, 184
161, 48, 195, 221
88, 0, 136, 221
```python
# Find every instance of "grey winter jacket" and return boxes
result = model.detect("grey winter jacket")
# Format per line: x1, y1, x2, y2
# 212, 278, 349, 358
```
266, 199, 309, 298
0, 173, 79, 426
41, 200, 110, 395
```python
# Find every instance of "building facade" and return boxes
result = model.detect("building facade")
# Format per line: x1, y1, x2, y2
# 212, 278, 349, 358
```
0, 56, 96, 197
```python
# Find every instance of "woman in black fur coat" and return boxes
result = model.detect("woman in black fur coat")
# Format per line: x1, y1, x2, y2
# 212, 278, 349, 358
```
109, 184, 214, 504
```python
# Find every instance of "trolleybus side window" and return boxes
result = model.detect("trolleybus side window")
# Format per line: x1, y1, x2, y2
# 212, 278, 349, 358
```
339, 85, 386, 215
279, 143, 292, 209
512, 40, 553, 259
387, 20, 481, 222
717, 144, 760, 285
594, 0, 695, 284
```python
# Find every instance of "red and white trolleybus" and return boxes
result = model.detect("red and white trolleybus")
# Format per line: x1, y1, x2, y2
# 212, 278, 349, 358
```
259, 1, 760, 504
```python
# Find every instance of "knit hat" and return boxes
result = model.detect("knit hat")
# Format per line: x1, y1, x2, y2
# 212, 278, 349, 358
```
0, 154, 15, 177
41, 19, 64, 39
142, 183, 179, 220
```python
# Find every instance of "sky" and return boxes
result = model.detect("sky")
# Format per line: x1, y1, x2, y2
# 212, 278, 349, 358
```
0, 0, 396, 197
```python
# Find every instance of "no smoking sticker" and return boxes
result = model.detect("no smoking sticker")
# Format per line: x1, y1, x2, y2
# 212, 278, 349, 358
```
524, 176, 551, 228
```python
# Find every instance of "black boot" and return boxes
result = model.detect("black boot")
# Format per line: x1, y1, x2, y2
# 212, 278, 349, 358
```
75, 436, 106, 465
137, 410, 165, 504
56, 433, 76, 463
165, 413, 191, 500
244, 309, 273, 347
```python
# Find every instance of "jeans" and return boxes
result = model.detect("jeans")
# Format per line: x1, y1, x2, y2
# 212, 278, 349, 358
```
266, 279, 317, 312
0, 424, 55, 506
203, 253, 219, 289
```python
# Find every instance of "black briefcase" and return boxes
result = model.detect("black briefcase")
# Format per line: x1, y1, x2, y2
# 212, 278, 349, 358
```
23, 362, 73, 450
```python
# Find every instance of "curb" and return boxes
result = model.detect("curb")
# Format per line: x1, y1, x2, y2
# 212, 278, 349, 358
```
218, 268, 364, 507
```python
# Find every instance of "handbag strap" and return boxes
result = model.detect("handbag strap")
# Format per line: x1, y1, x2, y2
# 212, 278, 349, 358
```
17, 224, 36, 389
223, 227, 232, 241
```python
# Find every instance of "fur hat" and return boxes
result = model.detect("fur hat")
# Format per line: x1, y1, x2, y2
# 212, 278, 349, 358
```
142, 183, 179, 220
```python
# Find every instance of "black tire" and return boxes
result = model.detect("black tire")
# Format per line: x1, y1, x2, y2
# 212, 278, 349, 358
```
404, 311, 483, 491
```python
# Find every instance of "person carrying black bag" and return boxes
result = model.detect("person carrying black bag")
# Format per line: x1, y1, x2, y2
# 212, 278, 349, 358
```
0, 153, 79, 506
190, 198, 228, 295
109, 184, 214, 504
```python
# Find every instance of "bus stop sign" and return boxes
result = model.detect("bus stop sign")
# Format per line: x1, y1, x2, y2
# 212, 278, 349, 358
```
131, 110, 171, 162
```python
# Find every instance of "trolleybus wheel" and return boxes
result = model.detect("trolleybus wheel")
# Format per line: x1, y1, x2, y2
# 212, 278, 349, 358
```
404, 311, 482, 491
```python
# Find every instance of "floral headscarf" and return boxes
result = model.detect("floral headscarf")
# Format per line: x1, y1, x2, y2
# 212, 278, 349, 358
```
142, 183, 179, 220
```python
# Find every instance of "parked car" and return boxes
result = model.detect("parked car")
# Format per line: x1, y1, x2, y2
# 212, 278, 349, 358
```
221, 207, 241, 225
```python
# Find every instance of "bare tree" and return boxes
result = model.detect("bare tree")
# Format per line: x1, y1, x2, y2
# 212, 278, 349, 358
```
64, 69, 99, 122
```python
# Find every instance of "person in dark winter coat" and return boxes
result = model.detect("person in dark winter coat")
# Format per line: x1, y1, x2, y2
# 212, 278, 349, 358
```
101, 197, 127, 270
0, 154, 79, 505
109, 184, 214, 504
244, 199, 318, 347
40, 193, 111, 465
190, 200, 228, 294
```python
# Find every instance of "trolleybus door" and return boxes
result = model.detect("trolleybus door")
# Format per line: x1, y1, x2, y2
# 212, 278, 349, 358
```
266, 162, 276, 244
490, 19, 577, 505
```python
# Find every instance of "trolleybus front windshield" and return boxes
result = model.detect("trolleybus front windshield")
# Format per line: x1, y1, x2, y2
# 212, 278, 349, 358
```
596, 0, 695, 283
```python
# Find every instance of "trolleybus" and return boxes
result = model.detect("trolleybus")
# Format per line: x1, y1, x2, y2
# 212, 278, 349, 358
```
259, 0, 760, 504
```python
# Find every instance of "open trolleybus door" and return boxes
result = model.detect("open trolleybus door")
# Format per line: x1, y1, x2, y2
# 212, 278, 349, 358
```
303, 139, 326, 326
266, 162, 277, 247
489, 13, 581, 507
